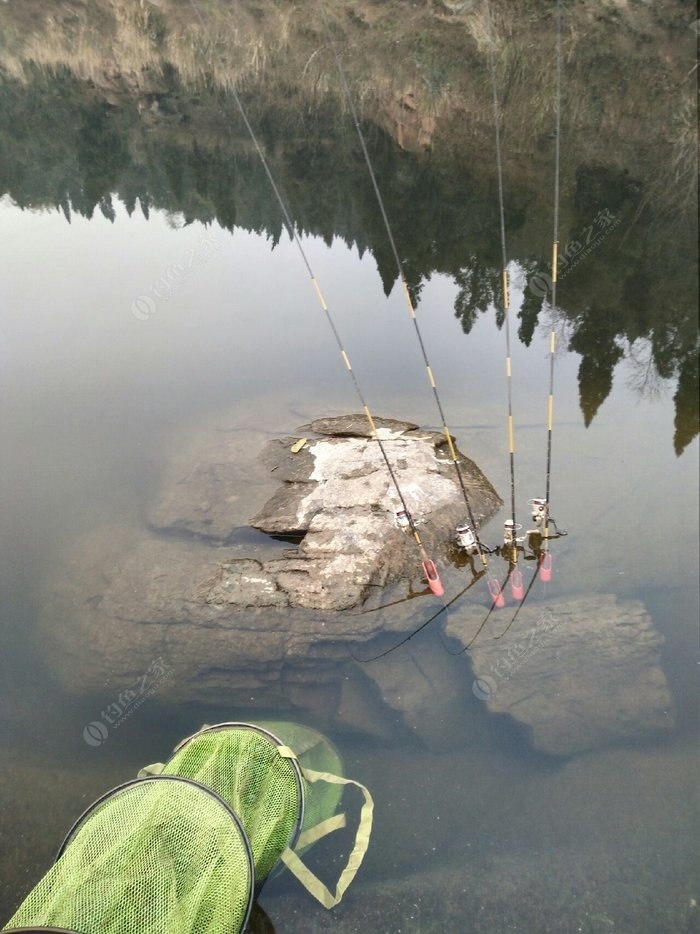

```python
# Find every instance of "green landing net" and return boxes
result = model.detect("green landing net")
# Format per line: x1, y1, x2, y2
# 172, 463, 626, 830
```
3, 722, 373, 934
143, 721, 373, 909
3, 776, 254, 934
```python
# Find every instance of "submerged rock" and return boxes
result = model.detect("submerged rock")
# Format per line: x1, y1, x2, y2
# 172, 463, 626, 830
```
147, 426, 279, 543
150, 414, 502, 612
39, 415, 502, 714
37, 413, 675, 758
361, 637, 494, 752
445, 593, 674, 756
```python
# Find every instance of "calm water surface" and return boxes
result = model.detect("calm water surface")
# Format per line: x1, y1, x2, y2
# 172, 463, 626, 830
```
1, 197, 697, 932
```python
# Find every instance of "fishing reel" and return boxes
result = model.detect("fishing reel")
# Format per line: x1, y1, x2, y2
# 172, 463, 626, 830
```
502, 519, 524, 548
455, 523, 479, 555
487, 497, 568, 594
394, 509, 411, 530
525, 497, 568, 540
527, 497, 548, 527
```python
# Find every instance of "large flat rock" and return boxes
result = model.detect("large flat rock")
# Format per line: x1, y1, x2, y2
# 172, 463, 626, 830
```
38, 414, 502, 713
246, 419, 501, 610
150, 414, 502, 611
297, 414, 420, 438
445, 593, 674, 756
39, 524, 407, 705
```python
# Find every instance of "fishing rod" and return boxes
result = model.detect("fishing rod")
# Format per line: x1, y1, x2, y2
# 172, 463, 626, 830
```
186, 0, 444, 597
317, 2, 503, 604
442, 0, 524, 613
542, 0, 563, 572
484, 0, 521, 603
436, 0, 570, 652
492, 0, 568, 639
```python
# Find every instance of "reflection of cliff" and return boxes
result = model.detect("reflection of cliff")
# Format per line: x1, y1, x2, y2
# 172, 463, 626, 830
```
0, 0, 697, 452
0, 0, 696, 180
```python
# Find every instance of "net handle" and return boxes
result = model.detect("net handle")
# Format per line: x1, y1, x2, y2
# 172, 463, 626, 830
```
278, 766, 374, 909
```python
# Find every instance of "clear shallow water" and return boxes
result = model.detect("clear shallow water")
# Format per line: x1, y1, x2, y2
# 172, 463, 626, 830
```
0, 189, 698, 932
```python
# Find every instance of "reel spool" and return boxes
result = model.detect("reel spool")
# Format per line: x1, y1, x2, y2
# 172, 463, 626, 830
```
455, 523, 478, 554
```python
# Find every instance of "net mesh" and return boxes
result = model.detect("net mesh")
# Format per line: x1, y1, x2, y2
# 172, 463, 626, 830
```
3, 777, 253, 934
256, 721, 344, 843
161, 725, 303, 883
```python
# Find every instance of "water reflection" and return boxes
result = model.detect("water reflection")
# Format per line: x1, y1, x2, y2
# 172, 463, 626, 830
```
0, 0, 697, 452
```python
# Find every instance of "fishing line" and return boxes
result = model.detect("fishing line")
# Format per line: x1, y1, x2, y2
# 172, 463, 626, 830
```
441, 564, 514, 655
494, 556, 541, 640
187, 0, 444, 594
351, 585, 438, 616
352, 569, 484, 663
355, 539, 509, 658
494, 517, 569, 640
317, 0, 490, 574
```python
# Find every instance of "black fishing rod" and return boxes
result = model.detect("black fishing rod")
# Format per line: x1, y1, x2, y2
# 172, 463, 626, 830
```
405, 0, 524, 616
542, 0, 563, 570
430, 0, 570, 649
485, 0, 519, 567
187, 0, 444, 597
317, 1, 499, 595
481, 0, 567, 640
333, 0, 569, 662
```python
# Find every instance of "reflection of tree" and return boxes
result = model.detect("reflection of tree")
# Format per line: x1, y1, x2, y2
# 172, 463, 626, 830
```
453, 259, 499, 335
626, 340, 666, 401
568, 307, 625, 426
517, 260, 546, 346
75, 103, 130, 218
649, 293, 699, 457
673, 355, 699, 457
620, 332, 700, 453
0, 68, 696, 452
561, 162, 698, 452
